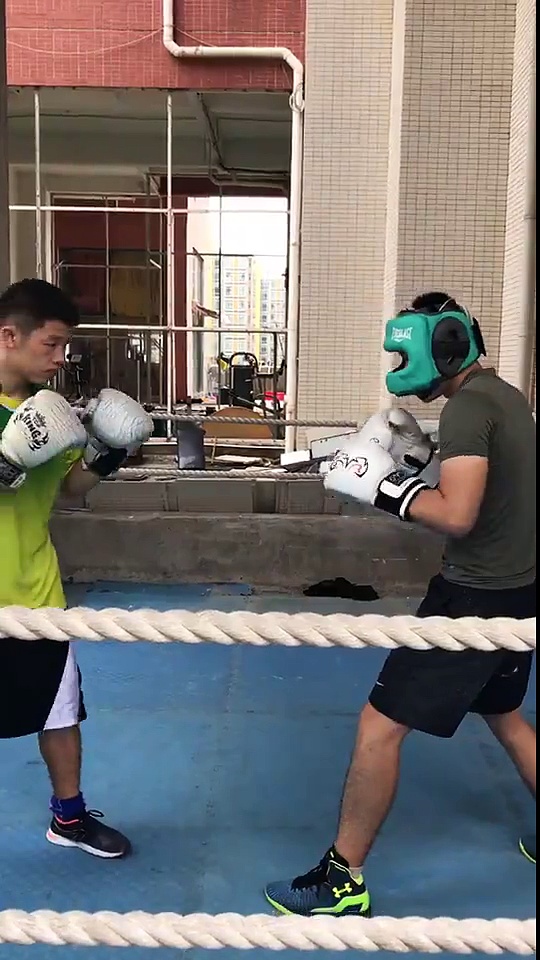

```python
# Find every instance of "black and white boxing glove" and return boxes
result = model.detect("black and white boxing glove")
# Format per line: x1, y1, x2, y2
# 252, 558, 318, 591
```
323, 439, 429, 520
318, 408, 438, 487
0, 390, 87, 490
81, 388, 154, 478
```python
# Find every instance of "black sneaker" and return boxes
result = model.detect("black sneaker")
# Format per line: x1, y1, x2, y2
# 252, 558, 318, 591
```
265, 847, 371, 917
46, 810, 131, 859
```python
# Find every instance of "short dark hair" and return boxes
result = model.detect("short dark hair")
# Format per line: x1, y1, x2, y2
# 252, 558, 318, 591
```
411, 291, 464, 313
0, 278, 80, 333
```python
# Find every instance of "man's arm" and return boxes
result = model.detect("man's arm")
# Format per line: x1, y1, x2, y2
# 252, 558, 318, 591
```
407, 455, 488, 536
61, 458, 101, 497
408, 388, 494, 537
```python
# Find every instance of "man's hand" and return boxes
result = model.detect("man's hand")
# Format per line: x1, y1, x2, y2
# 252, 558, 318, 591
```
0, 391, 87, 491
81, 389, 154, 478
323, 440, 429, 520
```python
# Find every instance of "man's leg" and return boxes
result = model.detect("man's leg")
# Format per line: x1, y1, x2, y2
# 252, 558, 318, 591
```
334, 703, 410, 868
39, 724, 82, 800
472, 644, 536, 866
264, 648, 498, 916
39, 647, 131, 859
264, 703, 388, 919
483, 710, 536, 798
483, 709, 536, 866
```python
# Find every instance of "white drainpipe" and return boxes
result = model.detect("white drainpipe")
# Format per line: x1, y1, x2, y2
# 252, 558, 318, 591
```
163, 0, 304, 450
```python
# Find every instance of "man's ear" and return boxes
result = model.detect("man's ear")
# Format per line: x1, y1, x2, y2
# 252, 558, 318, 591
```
0, 325, 19, 348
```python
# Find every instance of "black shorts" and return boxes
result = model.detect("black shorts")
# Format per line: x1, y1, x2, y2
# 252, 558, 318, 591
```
0, 638, 87, 740
369, 574, 535, 738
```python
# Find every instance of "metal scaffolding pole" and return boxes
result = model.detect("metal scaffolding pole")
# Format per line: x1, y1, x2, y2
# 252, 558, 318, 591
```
0, 0, 9, 290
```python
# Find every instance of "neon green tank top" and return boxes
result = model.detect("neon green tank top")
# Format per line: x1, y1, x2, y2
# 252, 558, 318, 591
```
0, 393, 81, 608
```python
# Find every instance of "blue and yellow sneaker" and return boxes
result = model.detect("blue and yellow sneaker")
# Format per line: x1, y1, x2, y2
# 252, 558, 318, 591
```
519, 835, 536, 865
265, 847, 371, 917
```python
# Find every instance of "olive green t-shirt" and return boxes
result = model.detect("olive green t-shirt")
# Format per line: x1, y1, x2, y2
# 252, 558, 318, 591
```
439, 368, 536, 589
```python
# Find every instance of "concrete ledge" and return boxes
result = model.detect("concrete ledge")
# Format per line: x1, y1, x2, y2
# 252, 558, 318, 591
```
51, 512, 443, 594
57, 478, 358, 515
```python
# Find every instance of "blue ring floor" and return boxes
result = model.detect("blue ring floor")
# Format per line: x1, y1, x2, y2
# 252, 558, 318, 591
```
0, 582, 536, 960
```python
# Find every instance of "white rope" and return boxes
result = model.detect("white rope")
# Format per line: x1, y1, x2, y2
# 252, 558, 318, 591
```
0, 911, 534, 952
73, 405, 356, 429
161, 413, 359, 428
0, 607, 535, 652
116, 466, 320, 479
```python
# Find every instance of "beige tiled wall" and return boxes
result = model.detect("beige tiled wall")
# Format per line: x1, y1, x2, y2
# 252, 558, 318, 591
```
499, 0, 536, 398
299, 0, 534, 431
296, 0, 395, 433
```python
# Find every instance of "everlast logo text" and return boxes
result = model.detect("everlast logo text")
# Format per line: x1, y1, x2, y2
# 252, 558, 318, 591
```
391, 326, 413, 342
17, 408, 50, 451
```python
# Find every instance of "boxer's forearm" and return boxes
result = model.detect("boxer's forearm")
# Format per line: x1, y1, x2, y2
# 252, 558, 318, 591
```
61, 460, 101, 497
407, 487, 475, 538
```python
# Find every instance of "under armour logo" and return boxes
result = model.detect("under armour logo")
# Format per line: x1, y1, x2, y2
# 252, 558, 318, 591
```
332, 883, 353, 898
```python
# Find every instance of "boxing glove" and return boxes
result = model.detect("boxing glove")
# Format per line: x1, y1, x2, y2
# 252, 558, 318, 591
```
323, 440, 429, 521
0, 390, 88, 490
330, 408, 439, 487
81, 388, 154, 477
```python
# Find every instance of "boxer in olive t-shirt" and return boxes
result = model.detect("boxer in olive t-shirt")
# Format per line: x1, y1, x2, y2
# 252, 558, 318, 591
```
265, 292, 535, 923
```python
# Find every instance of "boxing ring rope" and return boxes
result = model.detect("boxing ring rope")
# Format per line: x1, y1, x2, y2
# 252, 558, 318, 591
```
0, 911, 535, 952
152, 413, 361, 428
0, 608, 535, 652
0, 606, 535, 951
117, 466, 321, 479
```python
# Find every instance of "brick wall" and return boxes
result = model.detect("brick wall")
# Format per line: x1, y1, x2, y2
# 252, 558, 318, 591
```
6, 0, 304, 88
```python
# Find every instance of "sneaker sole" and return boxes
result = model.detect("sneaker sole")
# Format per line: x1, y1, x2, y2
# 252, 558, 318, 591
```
518, 839, 536, 865
265, 891, 371, 919
46, 829, 129, 859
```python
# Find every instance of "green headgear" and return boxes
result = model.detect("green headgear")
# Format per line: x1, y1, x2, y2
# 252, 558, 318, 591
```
384, 299, 486, 400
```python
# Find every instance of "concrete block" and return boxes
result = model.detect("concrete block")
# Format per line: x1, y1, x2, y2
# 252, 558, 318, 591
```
85, 481, 169, 513
276, 480, 325, 514
323, 492, 342, 514
253, 479, 277, 513
167, 479, 254, 513
50, 512, 443, 594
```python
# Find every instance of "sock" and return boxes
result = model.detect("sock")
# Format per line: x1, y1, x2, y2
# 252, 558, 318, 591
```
332, 846, 364, 881
50, 792, 86, 823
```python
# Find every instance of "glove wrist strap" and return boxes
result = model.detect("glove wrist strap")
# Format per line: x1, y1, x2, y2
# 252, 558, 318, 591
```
0, 451, 27, 490
84, 446, 128, 478
375, 471, 428, 521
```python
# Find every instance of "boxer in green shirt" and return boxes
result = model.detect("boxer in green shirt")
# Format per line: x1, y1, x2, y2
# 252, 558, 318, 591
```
1, 278, 152, 858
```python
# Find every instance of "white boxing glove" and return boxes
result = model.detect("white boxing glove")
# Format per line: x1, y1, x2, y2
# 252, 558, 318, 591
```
384, 408, 440, 487
323, 439, 429, 521
342, 408, 439, 488
0, 390, 87, 490
81, 388, 154, 477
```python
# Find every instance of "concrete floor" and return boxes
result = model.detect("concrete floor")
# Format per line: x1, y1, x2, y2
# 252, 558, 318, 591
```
0, 582, 536, 960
